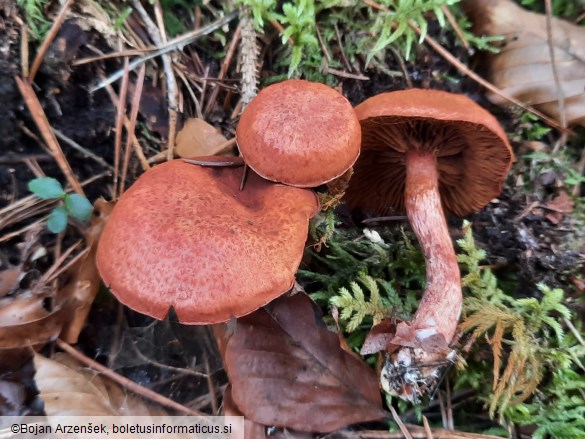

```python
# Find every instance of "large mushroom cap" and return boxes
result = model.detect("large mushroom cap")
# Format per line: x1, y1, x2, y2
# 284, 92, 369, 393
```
236, 79, 361, 187
345, 89, 514, 216
96, 158, 319, 324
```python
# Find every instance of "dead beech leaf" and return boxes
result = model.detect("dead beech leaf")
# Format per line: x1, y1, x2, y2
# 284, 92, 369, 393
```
544, 191, 574, 224
223, 385, 267, 439
361, 318, 397, 356
0, 292, 71, 349
0, 266, 19, 297
225, 293, 386, 433
34, 353, 169, 416
464, 0, 585, 126
175, 118, 231, 158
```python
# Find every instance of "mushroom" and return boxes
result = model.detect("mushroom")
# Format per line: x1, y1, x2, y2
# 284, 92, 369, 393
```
236, 79, 361, 187
96, 157, 319, 324
344, 89, 513, 397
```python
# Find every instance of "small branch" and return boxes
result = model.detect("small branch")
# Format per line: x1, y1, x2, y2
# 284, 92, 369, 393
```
102, 78, 151, 173
114, 53, 130, 198
119, 64, 146, 196
440, 4, 469, 51
204, 24, 242, 115
91, 11, 238, 92
53, 128, 113, 171
131, 0, 179, 161
334, 23, 353, 72
56, 339, 206, 417
28, 0, 75, 82
15, 76, 84, 195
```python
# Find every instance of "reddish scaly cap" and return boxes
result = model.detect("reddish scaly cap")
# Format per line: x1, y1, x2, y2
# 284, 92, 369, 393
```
96, 158, 319, 324
236, 79, 361, 187
345, 89, 514, 216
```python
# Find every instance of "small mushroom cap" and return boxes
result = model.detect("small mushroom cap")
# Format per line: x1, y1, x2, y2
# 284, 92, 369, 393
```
96, 158, 319, 324
236, 79, 361, 187
345, 89, 514, 216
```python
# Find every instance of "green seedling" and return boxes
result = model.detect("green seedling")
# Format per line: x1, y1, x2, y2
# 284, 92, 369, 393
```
28, 177, 93, 233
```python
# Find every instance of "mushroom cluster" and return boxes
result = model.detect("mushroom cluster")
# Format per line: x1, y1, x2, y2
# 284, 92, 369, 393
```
96, 79, 360, 325
345, 88, 513, 399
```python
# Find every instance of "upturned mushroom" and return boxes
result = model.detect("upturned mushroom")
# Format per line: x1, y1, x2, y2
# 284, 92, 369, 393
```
96, 157, 319, 324
236, 79, 361, 188
344, 89, 513, 398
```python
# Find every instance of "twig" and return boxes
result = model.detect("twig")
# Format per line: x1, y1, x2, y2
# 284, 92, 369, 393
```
15, 76, 84, 195
73, 49, 150, 66
55, 339, 206, 416
422, 416, 434, 439
91, 11, 238, 92
113, 54, 130, 197
270, 19, 293, 45
174, 66, 202, 118
28, 0, 74, 82
389, 406, 414, 439
563, 317, 585, 348
325, 67, 369, 81
204, 24, 242, 115
334, 23, 353, 72
362, 216, 408, 224
440, 4, 469, 50
387, 45, 413, 88
53, 128, 113, 170
316, 26, 332, 63
20, 23, 29, 77
545, 0, 567, 153
132, 0, 179, 160
119, 64, 146, 196
102, 77, 150, 172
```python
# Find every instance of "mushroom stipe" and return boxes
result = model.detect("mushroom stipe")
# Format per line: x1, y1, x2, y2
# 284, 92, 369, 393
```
345, 89, 513, 402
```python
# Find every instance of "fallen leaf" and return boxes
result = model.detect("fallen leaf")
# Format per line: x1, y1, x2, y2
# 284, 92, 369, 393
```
175, 118, 231, 158
223, 385, 267, 439
361, 318, 397, 355
0, 266, 19, 297
0, 293, 71, 349
34, 353, 169, 416
464, 0, 585, 126
544, 191, 574, 224
225, 293, 386, 433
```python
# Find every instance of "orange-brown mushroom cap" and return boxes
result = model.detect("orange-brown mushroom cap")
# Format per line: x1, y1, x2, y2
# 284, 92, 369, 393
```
345, 89, 514, 216
96, 158, 319, 324
236, 79, 361, 187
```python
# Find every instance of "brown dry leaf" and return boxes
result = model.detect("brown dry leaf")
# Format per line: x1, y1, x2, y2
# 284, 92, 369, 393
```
175, 118, 230, 158
0, 266, 19, 297
361, 318, 397, 356
223, 385, 267, 439
464, 0, 585, 126
34, 353, 169, 416
0, 292, 71, 349
59, 198, 114, 343
225, 293, 386, 433
544, 191, 574, 224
